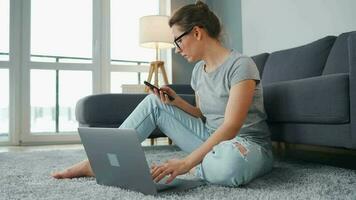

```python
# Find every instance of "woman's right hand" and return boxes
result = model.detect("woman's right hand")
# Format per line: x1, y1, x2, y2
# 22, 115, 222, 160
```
150, 85, 180, 106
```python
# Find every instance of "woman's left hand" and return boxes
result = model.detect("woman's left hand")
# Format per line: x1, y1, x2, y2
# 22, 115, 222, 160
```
151, 158, 191, 184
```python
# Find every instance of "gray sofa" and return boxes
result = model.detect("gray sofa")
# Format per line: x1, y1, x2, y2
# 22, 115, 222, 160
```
76, 31, 356, 150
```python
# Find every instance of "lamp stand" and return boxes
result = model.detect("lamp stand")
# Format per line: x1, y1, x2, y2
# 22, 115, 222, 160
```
145, 61, 173, 146
145, 61, 169, 92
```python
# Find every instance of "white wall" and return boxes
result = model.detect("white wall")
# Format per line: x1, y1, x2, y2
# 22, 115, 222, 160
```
207, 0, 243, 52
241, 0, 356, 56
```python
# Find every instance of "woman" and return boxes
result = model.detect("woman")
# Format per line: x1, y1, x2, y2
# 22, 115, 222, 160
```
52, 1, 273, 187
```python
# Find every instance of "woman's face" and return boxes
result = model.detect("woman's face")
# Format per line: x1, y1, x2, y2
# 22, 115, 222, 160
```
171, 25, 202, 63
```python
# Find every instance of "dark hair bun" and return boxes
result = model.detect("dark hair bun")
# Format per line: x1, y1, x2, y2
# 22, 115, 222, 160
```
195, 0, 209, 11
169, 0, 222, 40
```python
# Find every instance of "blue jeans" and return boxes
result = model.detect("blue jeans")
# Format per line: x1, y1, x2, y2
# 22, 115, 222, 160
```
119, 94, 273, 187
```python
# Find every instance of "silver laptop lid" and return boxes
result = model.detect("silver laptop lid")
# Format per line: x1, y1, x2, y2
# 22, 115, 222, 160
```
78, 127, 157, 195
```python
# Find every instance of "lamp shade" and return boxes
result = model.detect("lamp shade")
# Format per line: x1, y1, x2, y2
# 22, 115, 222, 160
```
139, 15, 174, 49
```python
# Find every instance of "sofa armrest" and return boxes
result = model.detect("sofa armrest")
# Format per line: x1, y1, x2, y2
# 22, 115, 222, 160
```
263, 73, 349, 124
75, 93, 196, 127
75, 93, 147, 127
348, 32, 356, 148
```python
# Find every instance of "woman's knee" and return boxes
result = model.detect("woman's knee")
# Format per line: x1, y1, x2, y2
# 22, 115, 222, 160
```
200, 141, 248, 186
145, 94, 169, 107
144, 93, 158, 103
140, 94, 162, 109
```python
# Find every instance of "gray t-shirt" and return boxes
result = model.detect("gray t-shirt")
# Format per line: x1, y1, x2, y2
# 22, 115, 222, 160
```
191, 50, 271, 149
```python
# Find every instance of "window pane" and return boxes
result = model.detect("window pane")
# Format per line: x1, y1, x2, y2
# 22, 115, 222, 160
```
59, 71, 92, 132
31, 0, 92, 63
111, 71, 165, 93
111, 0, 158, 63
139, 72, 149, 84
0, 0, 9, 61
30, 70, 56, 133
0, 69, 9, 141
31, 69, 93, 134
111, 72, 141, 93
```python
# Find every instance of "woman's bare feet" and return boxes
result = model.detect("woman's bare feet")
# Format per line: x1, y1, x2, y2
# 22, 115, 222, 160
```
51, 159, 94, 179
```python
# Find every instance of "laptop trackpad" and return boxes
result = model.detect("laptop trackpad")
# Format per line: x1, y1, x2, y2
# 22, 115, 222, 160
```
155, 177, 206, 193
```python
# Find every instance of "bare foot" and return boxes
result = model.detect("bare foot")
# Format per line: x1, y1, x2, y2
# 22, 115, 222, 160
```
51, 159, 94, 179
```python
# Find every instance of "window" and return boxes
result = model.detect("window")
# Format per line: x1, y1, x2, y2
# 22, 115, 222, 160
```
0, 0, 9, 61
110, 72, 149, 93
110, 0, 158, 63
110, 0, 160, 92
0, 69, 9, 141
30, 70, 92, 133
28, 0, 94, 137
0, 0, 9, 143
2, 1, 170, 145
58, 70, 92, 132
30, 70, 56, 133
31, 0, 92, 63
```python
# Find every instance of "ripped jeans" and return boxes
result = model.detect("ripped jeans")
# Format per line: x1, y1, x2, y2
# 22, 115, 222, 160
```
119, 94, 274, 187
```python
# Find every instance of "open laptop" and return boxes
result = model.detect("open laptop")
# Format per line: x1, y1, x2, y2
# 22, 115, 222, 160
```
78, 127, 206, 195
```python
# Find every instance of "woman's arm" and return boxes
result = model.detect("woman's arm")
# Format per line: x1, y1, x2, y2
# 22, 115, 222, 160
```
173, 93, 203, 118
158, 86, 203, 118
183, 79, 256, 172
152, 79, 257, 183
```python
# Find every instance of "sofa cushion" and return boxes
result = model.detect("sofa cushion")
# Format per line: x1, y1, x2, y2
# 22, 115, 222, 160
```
261, 36, 336, 85
251, 53, 269, 77
322, 31, 355, 75
75, 93, 196, 126
75, 93, 147, 125
263, 73, 349, 124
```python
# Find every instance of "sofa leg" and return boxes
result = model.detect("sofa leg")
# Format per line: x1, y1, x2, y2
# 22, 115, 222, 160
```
273, 142, 285, 157
278, 142, 287, 157
280, 142, 286, 151
168, 138, 173, 145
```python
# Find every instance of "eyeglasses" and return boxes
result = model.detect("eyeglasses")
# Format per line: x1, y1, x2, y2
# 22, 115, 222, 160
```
173, 27, 194, 50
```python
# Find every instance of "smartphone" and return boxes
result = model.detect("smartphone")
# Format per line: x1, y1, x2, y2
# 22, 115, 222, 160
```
144, 81, 175, 101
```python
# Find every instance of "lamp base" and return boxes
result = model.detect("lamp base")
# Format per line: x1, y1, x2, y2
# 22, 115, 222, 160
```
145, 61, 169, 92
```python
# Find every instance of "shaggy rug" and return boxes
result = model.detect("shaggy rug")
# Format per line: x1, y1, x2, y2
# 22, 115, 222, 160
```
0, 146, 355, 200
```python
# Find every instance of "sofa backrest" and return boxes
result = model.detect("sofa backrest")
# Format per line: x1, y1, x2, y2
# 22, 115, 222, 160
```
322, 31, 355, 75
261, 36, 336, 85
251, 53, 269, 77
168, 84, 194, 95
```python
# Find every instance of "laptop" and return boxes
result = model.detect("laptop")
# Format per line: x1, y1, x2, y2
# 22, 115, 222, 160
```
78, 127, 206, 195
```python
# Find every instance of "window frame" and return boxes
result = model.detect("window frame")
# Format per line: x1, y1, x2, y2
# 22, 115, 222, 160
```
1, 0, 171, 145
0, 0, 12, 145
18, 0, 95, 144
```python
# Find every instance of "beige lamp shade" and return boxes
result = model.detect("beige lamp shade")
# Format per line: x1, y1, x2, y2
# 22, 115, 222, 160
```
139, 15, 174, 49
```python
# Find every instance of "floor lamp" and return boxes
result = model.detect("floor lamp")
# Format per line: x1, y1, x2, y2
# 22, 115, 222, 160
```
139, 15, 174, 145
139, 15, 174, 92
